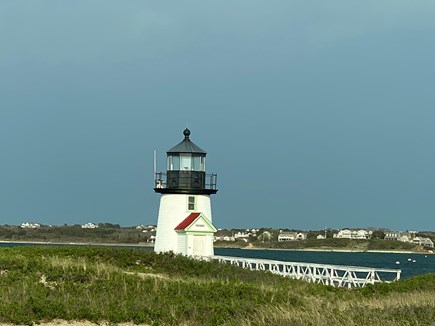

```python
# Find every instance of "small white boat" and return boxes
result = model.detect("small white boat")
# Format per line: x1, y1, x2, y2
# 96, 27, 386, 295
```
395, 261, 400, 265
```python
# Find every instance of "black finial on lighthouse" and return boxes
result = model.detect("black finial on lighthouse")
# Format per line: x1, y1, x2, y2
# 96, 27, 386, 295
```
183, 128, 191, 139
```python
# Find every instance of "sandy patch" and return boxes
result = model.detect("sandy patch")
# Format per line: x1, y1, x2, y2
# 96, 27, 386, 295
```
124, 271, 169, 279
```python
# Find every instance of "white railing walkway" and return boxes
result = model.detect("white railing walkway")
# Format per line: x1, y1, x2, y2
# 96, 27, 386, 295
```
211, 255, 401, 288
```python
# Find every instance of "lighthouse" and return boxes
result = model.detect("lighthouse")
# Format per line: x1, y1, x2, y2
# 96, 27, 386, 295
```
154, 128, 218, 257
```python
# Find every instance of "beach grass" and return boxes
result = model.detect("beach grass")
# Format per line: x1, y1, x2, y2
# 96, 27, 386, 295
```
0, 246, 433, 325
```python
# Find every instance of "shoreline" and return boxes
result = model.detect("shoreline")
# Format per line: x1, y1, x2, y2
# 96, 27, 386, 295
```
216, 243, 433, 254
0, 240, 154, 248
1, 240, 432, 254
239, 246, 429, 254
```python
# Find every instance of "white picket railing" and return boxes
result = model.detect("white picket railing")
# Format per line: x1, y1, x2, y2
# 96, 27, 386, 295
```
212, 255, 401, 288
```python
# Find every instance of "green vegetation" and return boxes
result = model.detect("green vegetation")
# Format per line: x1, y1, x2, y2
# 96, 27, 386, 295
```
0, 225, 148, 244
0, 246, 434, 325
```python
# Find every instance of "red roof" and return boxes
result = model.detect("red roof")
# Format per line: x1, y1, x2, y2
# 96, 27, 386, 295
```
174, 212, 201, 230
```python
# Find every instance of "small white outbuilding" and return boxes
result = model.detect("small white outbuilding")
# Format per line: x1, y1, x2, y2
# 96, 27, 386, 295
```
174, 212, 217, 257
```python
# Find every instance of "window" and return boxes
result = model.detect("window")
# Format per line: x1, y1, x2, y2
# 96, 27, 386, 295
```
201, 156, 205, 171
180, 154, 192, 170
188, 196, 196, 211
167, 155, 180, 171
192, 155, 205, 171
192, 156, 200, 171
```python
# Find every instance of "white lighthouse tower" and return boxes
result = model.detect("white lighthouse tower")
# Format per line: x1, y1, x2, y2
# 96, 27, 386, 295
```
154, 128, 218, 257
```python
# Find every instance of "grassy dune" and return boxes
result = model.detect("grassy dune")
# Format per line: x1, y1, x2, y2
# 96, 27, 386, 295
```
0, 246, 434, 325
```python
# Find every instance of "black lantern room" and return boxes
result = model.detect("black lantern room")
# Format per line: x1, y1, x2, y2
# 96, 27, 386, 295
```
154, 128, 217, 195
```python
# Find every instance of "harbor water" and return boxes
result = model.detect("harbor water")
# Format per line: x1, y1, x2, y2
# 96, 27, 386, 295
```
215, 247, 434, 279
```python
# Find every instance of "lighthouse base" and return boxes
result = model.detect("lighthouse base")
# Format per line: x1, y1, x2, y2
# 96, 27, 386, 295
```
154, 194, 215, 256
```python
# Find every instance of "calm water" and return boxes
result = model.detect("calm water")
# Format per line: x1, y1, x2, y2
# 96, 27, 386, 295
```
215, 248, 435, 279
1, 243, 434, 279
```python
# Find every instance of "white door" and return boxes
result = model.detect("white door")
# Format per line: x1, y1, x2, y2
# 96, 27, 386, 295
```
192, 235, 206, 256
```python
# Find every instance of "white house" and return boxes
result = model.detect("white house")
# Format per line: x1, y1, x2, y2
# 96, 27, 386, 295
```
296, 232, 307, 240
278, 232, 297, 242
20, 222, 41, 229
385, 231, 416, 242
174, 212, 217, 257
81, 223, 98, 229
334, 229, 371, 239
234, 231, 250, 239
214, 235, 235, 242
277, 232, 307, 241
399, 234, 413, 242
412, 237, 434, 248
385, 232, 400, 241
333, 229, 352, 239
355, 229, 372, 239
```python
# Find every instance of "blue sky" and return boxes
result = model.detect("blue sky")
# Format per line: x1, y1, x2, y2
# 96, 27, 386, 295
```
1, 1, 434, 231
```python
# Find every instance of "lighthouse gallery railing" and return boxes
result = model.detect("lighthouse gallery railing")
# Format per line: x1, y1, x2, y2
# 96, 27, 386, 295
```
211, 255, 401, 288
155, 172, 217, 190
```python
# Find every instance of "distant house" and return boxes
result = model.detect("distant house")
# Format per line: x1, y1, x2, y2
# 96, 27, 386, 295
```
277, 232, 307, 241
355, 229, 371, 239
20, 222, 41, 229
214, 235, 235, 242
81, 223, 98, 229
333, 229, 371, 239
278, 232, 297, 242
137, 224, 156, 231
234, 232, 250, 239
296, 232, 307, 240
317, 234, 326, 240
399, 234, 413, 242
333, 229, 352, 239
384, 232, 400, 241
385, 231, 416, 242
412, 237, 434, 248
